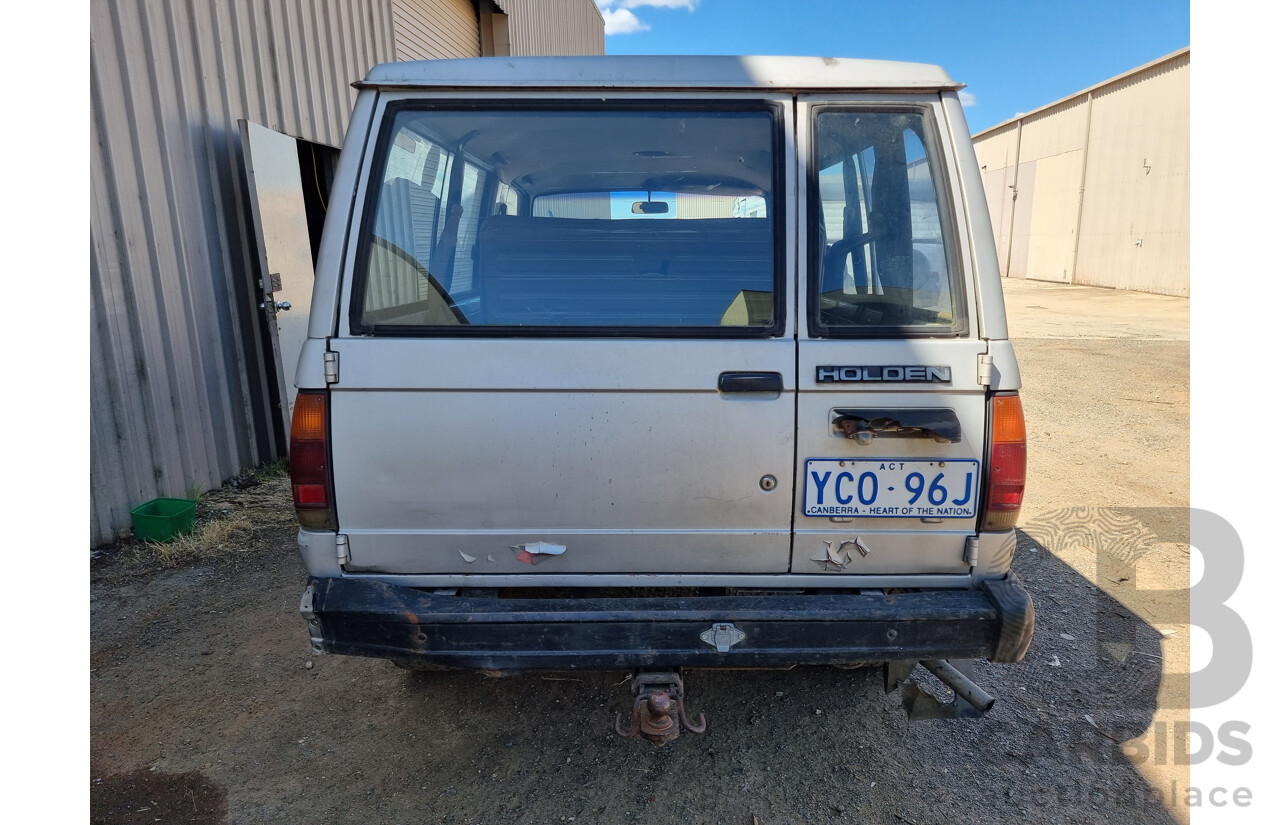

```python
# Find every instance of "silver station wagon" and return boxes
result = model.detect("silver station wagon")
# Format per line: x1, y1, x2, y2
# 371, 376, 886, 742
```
293, 55, 1032, 742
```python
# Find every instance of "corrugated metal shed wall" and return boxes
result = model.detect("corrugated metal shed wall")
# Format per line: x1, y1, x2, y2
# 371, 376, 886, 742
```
392, 0, 479, 60
973, 48, 1189, 296
976, 123, 1019, 278
1074, 51, 1190, 294
675, 194, 741, 218
90, 0, 396, 545
1009, 97, 1087, 283
497, 0, 605, 56
91, 0, 606, 546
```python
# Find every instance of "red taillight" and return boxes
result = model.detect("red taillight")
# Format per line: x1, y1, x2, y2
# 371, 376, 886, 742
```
983, 393, 1026, 531
290, 391, 335, 530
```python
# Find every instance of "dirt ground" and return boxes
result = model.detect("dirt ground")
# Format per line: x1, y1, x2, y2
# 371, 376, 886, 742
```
90, 277, 1190, 825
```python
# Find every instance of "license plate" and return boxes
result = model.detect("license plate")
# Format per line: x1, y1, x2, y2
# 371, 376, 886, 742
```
803, 458, 980, 518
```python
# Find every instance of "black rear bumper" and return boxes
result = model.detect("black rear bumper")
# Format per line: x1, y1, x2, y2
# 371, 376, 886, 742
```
301, 574, 1034, 670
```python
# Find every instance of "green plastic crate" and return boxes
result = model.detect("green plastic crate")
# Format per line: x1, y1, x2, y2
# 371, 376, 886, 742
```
130, 497, 197, 542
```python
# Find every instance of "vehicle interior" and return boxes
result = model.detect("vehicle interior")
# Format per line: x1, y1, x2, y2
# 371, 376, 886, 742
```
356, 105, 955, 334
359, 107, 779, 331
811, 110, 956, 332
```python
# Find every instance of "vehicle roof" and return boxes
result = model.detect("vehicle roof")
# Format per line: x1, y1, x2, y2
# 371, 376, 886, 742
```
359, 55, 962, 92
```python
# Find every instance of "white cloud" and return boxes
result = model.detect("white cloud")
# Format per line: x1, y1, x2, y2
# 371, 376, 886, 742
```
598, 1, 699, 9
958, 90, 977, 108
599, 8, 650, 34
596, 1, 698, 35
621, 0, 699, 8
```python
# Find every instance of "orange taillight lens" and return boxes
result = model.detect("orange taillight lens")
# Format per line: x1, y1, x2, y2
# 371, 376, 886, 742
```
292, 392, 327, 440
983, 393, 1026, 531
290, 391, 335, 530
991, 395, 1027, 443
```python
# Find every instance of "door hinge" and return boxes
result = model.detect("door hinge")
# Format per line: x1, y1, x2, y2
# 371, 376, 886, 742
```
323, 351, 339, 384
963, 535, 979, 566
977, 354, 994, 387
336, 534, 350, 566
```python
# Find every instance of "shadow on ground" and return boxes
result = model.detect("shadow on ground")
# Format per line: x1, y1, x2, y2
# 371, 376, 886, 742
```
91, 509, 1181, 824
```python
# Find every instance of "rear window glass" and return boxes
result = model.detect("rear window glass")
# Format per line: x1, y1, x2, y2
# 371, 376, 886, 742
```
353, 105, 781, 334
811, 110, 962, 335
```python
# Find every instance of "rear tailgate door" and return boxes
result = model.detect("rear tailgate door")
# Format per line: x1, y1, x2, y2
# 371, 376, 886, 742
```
794, 96, 985, 575
328, 94, 798, 575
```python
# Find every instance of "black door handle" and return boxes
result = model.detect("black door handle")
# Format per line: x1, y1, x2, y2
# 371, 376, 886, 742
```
718, 371, 784, 394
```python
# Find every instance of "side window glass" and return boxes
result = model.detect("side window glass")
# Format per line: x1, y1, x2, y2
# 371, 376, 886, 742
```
905, 128, 949, 316
812, 111, 959, 333
363, 126, 490, 325
364, 128, 452, 322
446, 162, 486, 295
496, 181, 520, 217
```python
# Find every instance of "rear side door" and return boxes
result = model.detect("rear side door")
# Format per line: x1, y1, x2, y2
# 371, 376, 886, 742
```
328, 94, 798, 575
793, 96, 986, 575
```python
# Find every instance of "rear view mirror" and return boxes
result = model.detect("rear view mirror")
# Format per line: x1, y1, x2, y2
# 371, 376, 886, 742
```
631, 200, 670, 214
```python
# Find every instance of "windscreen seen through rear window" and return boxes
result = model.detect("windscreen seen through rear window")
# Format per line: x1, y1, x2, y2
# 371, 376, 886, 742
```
355, 106, 778, 333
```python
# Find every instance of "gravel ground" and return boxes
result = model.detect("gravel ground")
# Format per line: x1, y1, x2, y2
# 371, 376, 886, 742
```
90, 278, 1189, 825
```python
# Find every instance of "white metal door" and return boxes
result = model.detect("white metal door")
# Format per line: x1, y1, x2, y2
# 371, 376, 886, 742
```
239, 119, 315, 441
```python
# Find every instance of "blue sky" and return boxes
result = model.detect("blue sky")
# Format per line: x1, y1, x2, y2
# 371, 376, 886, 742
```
595, 1, 1190, 133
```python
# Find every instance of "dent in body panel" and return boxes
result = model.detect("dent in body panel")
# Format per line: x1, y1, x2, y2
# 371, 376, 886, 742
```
340, 531, 791, 575
791, 530, 972, 574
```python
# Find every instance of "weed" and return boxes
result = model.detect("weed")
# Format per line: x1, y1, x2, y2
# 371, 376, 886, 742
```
252, 458, 290, 481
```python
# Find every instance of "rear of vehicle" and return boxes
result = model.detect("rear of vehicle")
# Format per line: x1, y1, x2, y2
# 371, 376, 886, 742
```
294, 57, 1032, 682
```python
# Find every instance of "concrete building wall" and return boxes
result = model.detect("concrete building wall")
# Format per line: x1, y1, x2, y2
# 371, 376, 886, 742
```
973, 48, 1189, 296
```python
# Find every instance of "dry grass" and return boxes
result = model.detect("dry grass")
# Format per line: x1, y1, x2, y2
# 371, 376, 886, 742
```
126, 473, 297, 569
90, 468, 298, 583
133, 517, 256, 568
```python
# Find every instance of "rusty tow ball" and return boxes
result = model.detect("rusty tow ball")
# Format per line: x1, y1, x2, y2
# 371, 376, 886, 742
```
615, 671, 706, 746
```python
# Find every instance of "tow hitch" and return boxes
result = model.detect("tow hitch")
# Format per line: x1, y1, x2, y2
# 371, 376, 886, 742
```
614, 671, 706, 746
